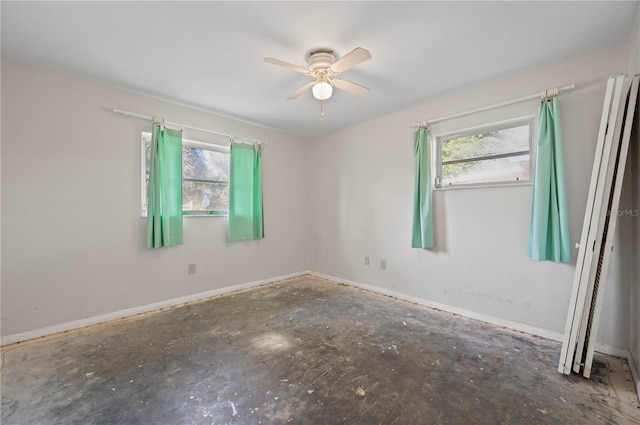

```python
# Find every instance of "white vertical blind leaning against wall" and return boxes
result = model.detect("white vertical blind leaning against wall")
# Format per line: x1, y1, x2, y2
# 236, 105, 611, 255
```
558, 74, 639, 378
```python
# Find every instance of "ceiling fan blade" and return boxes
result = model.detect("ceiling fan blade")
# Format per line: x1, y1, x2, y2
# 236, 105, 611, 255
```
264, 57, 309, 75
287, 81, 316, 100
330, 78, 370, 96
328, 47, 371, 75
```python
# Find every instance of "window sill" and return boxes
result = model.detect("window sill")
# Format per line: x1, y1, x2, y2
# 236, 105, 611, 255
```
183, 211, 228, 217
434, 181, 532, 191
140, 212, 228, 218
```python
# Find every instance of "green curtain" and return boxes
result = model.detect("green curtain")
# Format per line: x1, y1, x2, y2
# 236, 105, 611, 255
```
146, 124, 183, 249
528, 97, 571, 262
228, 142, 264, 241
411, 128, 435, 249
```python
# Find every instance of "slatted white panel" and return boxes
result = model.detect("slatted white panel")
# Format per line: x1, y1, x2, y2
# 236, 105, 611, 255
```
558, 74, 639, 378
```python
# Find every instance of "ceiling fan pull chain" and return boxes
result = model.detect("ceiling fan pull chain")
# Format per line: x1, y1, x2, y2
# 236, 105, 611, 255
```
320, 97, 324, 120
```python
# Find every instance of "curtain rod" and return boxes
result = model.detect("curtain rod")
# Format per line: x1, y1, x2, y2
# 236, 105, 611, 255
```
112, 108, 268, 144
409, 84, 575, 128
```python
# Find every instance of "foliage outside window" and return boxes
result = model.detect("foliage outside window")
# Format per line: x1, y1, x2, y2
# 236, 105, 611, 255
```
141, 132, 230, 216
435, 118, 533, 188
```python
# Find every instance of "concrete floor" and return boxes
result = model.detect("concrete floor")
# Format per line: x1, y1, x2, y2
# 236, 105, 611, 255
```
1, 276, 639, 425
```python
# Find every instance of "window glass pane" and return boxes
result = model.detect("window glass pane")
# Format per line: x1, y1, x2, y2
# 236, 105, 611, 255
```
182, 145, 230, 213
144, 138, 151, 177
438, 121, 531, 188
442, 125, 530, 162
183, 147, 229, 181
442, 154, 530, 186
142, 135, 151, 217
182, 181, 229, 212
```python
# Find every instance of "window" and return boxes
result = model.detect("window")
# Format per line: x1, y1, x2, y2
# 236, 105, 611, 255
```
435, 117, 533, 189
141, 132, 230, 216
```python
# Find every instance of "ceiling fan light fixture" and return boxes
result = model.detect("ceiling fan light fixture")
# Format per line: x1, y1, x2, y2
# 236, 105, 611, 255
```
312, 81, 332, 100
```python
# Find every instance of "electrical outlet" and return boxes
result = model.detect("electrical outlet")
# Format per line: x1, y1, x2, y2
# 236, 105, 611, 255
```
188, 263, 196, 275
364, 256, 370, 265
380, 259, 387, 270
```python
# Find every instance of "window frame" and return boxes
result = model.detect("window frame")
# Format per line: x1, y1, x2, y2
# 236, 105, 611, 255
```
433, 116, 535, 190
140, 132, 230, 218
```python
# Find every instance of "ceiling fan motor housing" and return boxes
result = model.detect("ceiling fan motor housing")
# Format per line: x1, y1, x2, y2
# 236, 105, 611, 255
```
308, 51, 336, 74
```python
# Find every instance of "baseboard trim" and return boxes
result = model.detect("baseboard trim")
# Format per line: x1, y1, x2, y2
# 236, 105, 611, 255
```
308, 271, 632, 360
309, 271, 565, 342
593, 342, 631, 358
1, 270, 310, 347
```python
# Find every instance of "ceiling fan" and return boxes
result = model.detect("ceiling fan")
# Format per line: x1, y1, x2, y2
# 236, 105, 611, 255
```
264, 47, 371, 117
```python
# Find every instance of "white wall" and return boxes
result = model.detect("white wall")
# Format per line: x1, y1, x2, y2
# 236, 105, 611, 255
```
628, 5, 640, 392
2, 44, 636, 355
308, 46, 631, 349
1, 60, 311, 338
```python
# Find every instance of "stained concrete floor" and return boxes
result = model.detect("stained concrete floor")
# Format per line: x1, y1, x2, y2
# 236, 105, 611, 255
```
1, 276, 639, 425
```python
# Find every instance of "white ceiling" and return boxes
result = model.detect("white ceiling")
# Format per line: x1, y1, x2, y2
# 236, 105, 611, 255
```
2, 1, 638, 137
